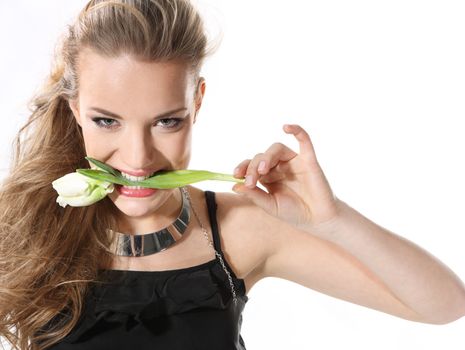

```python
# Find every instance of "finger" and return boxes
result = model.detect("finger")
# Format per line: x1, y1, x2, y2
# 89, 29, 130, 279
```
263, 142, 298, 171
258, 167, 287, 184
245, 145, 297, 188
283, 124, 316, 160
242, 153, 266, 188
232, 181, 277, 215
233, 159, 252, 178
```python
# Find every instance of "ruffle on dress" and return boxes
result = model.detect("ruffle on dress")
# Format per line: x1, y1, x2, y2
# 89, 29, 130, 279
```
61, 259, 248, 344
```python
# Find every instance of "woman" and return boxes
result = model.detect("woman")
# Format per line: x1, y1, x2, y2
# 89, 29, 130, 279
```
1, 0, 464, 349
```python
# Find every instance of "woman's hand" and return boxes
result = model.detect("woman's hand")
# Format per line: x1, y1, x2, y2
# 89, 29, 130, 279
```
232, 124, 342, 231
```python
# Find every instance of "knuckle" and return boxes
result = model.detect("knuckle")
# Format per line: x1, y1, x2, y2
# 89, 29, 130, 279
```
238, 159, 251, 167
248, 154, 263, 169
267, 142, 284, 152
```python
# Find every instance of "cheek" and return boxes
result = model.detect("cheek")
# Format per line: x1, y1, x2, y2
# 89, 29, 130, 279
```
178, 130, 193, 165
80, 124, 113, 156
157, 129, 192, 166
157, 132, 191, 156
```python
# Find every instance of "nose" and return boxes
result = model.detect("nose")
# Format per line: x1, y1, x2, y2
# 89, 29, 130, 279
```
121, 127, 154, 170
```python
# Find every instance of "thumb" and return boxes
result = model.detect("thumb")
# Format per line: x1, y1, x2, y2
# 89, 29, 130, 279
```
232, 183, 275, 214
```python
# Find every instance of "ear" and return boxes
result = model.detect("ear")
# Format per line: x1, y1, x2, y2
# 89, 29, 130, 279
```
193, 77, 206, 124
68, 99, 81, 127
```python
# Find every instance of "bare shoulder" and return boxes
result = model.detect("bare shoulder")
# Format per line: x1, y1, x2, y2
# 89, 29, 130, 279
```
187, 186, 303, 294
212, 190, 282, 293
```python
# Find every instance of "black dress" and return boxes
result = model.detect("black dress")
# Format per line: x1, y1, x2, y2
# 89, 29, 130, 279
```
46, 190, 249, 349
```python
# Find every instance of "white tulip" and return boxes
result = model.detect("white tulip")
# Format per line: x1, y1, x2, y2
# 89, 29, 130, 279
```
52, 172, 114, 208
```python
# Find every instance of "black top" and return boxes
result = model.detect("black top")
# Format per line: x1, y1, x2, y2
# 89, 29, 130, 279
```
46, 190, 249, 349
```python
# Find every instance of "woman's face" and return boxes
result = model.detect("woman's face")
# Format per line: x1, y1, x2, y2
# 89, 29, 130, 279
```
68, 48, 205, 228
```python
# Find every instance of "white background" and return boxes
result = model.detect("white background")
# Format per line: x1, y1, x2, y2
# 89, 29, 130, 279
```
1, 1, 464, 349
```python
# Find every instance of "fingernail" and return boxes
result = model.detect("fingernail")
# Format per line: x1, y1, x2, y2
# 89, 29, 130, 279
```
233, 167, 240, 176
245, 175, 254, 187
258, 160, 266, 172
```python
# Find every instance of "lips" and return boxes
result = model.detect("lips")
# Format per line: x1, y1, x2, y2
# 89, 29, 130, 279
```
116, 184, 157, 197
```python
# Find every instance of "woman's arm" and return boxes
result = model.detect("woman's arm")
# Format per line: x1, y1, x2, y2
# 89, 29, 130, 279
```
247, 196, 465, 325
303, 198, 465, 324
233, 124, 465, 325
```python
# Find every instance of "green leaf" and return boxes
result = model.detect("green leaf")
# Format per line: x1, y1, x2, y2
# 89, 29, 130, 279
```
137, 170, 245, 189
79, 157, 245, 189
85, 156, 121, 177
76, 169, 133, 186
77, 168, 245, 189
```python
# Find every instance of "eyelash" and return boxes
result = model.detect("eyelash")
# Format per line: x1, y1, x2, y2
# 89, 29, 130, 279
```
90, 116, 185, 130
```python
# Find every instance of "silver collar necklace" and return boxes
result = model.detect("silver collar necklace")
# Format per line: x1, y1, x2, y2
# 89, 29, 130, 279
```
104, 186, 240, 304
106, 187, 191, 257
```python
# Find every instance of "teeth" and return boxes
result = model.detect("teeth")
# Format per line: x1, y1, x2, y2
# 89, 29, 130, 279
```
120, 172, 153, 181
123, 185, 144, 189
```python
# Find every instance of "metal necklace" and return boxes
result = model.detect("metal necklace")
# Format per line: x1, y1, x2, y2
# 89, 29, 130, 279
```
106, 186, 238, 304
106, 187, 191, 257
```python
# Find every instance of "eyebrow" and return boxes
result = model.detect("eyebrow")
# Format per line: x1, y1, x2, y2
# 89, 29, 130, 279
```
88, 106, 188, 120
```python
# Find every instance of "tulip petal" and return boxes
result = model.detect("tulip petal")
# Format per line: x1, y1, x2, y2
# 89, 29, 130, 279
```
52, 172, 115, 208
52, 173, 90, 197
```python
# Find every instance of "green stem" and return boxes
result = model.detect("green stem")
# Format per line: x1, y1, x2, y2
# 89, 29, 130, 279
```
211, 173, 243, 182
76, 168, 245, 189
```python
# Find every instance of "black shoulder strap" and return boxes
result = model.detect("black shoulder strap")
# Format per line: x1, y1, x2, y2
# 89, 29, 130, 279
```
204, 190, 223, 254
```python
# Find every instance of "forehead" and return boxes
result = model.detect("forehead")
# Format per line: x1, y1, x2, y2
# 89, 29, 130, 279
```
76, 48, 193, 110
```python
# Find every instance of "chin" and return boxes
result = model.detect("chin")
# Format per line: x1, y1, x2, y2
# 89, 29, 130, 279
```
107, 189, 174, 218
113, 202, 155, 218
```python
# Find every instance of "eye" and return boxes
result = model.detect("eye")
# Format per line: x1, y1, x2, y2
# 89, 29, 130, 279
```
157, 117, 184, 129
91, 117, 117, 129
90, 115, 187, 130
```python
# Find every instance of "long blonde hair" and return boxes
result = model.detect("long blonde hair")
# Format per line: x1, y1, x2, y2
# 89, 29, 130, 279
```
0, 1, 219, 348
